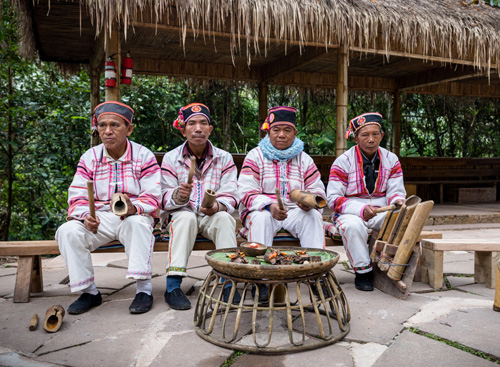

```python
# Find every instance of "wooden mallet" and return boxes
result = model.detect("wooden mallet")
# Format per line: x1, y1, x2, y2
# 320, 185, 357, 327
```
87, 181, 97, 234
275, 188, 285, 210
187, 156, 196, 184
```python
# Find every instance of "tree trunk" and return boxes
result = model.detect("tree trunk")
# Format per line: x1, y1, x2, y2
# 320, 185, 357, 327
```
2, 65, 13, 240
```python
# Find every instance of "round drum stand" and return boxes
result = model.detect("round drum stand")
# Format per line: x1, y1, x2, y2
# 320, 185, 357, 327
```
193, 248, 350, 354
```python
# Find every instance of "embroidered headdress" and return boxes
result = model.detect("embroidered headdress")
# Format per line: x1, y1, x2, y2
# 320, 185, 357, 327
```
345, 112, 383, 139
173, 103, 210, 129
93, 101, 134, 127
261, 106, 297, 131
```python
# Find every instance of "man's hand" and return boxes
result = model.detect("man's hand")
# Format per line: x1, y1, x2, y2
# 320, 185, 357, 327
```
178, 182, 193, 199
394, 199, 405, 207
296, 202, 312, 212
84, 214, 100, 233
362, 205, 377, 221
200, 201, 218, 216
269, 202, 288, 221
122, 194, 137, 217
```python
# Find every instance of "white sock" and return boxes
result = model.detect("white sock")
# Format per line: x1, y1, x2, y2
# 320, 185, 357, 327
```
83, 284, 99, 295
136, 279, 152, 295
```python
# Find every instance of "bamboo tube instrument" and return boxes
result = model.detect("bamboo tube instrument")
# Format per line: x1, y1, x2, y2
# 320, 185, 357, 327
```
387, 200, 434, 292
87, 181, 97, 233
289, 189, 326, 209
201, 189, 217, 209
43, 305, 65, 333
111, 193, 129, 216
494, 261, 500, 312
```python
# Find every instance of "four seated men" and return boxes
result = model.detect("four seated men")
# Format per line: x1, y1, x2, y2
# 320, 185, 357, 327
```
58, 102, 406, 313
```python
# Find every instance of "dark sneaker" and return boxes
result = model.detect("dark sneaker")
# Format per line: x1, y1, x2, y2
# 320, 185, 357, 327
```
164, 288, 191, 310
355, 271, 374, 291
129, 292, 154, 314
68, 292, 102, 314
251, 284, 269, 303
223, 286, 242, 305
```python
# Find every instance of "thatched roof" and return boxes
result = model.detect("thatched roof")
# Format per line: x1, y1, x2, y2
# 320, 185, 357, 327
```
15, 0, 500, 96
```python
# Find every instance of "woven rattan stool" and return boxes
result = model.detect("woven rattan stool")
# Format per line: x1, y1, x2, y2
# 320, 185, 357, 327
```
193, 248, 350, 354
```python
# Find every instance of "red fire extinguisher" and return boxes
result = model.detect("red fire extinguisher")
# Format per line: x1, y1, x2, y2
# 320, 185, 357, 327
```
105, 57, 117, 87
121, 51, 133, 85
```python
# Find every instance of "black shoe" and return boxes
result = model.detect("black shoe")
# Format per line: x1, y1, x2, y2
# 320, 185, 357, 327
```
129, 292, 154, 314
223, 286, 242, 305
68, 292, 102, 314
355, 271, 374, 291
251, 284, 269, 303
164, 288, 191, 310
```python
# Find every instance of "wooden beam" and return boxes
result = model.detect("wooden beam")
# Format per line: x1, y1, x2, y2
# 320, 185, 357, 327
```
399, 68, 484, 91
260, 47, 327, 82
336, 46, 348, 156
90, 32, 104, 147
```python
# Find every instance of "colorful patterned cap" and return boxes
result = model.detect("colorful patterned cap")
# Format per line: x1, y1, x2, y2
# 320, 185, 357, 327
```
93, 101, 134, 127
261, 106, 297, 131
345, 112, 383, 139
173, 103, 210, 129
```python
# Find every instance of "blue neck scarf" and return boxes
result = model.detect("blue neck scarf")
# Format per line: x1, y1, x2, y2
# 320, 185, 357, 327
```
258, 135, 304, 162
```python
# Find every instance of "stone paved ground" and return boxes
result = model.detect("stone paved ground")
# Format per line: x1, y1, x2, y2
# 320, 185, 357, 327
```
0, 203, 499, 367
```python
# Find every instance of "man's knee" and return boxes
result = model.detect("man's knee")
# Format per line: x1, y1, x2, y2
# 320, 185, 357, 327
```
211, 211, 236, 227
171, 211, 198, 230
56, 221, 84, 243
338, 216, 367, 236
247, 210, 272, 228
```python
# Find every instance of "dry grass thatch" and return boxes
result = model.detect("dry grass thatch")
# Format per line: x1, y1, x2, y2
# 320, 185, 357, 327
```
16, 0, 500, 73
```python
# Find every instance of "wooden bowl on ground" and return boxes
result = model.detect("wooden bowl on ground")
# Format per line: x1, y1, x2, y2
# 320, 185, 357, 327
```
239, 242, 267, 257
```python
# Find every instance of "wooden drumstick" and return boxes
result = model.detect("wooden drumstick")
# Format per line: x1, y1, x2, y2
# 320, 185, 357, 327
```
373, 205, 397, 214
275, 188, 285, 210
87, 181, 97, 233
29, 314, 39, 331
187, 156, 196, 184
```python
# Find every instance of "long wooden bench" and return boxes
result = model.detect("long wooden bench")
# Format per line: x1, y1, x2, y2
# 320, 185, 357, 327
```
0, 230, 441, 303
420, 238, 500, 289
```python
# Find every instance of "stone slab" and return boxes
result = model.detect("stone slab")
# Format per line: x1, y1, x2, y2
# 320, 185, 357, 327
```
232, 341, 353, 367
415, 306, 500, 358
0, 351, 63, 367
0, 265, 18, 276
447, 275, 475, 288
150, 331, 232, 367
341, 284, 431, 344
456, 283, 497, 298
443, 251, 474, 274
373, 330, 498, 367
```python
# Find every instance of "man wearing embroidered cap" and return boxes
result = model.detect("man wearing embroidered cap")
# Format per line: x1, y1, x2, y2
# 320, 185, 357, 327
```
56, 101, 161, 314
327, 112, 406, 291
161, 103, 239, 309
238, 106, 326, 250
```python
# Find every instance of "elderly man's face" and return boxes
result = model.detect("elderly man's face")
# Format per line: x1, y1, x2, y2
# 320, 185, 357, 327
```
181, 115, 213, 149
268, 125, 297, 150
354, 124, 384, 159
97, 115, 133, 160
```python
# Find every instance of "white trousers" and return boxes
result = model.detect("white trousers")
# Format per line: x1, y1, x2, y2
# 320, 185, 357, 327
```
166, 211, 236, 276
56, 211, 155, 292
335, 212, 387, 273
245, 208, 325, 249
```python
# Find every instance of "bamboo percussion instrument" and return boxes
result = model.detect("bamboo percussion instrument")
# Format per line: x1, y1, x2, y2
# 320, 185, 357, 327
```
387, 200, 434, 288
289, 189, 327, 209
111, 193, 129, 216
494, 261, 500, 312
275, 188, 285, 210
43, 305, 65, 333
187, 156, 196, 184
201, 189, 217, 209
29, 314, 38, 331
374, 204, 397, 214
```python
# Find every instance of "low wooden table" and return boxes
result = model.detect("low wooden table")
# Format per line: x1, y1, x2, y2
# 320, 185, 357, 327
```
193, 248, 350, 354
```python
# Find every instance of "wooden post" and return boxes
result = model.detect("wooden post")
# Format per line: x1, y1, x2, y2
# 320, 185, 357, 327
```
105, 26, 120, 102
336, 46, 348, 156
258, 81, 268, 140
494, 261, 500, 312
392, 90, 401, 156
90, 33, 104, 147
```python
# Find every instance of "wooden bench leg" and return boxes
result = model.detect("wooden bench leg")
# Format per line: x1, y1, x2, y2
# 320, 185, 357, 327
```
13, 255, 43, 303
475, 252, 500, 288
421, 247, 443, 289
